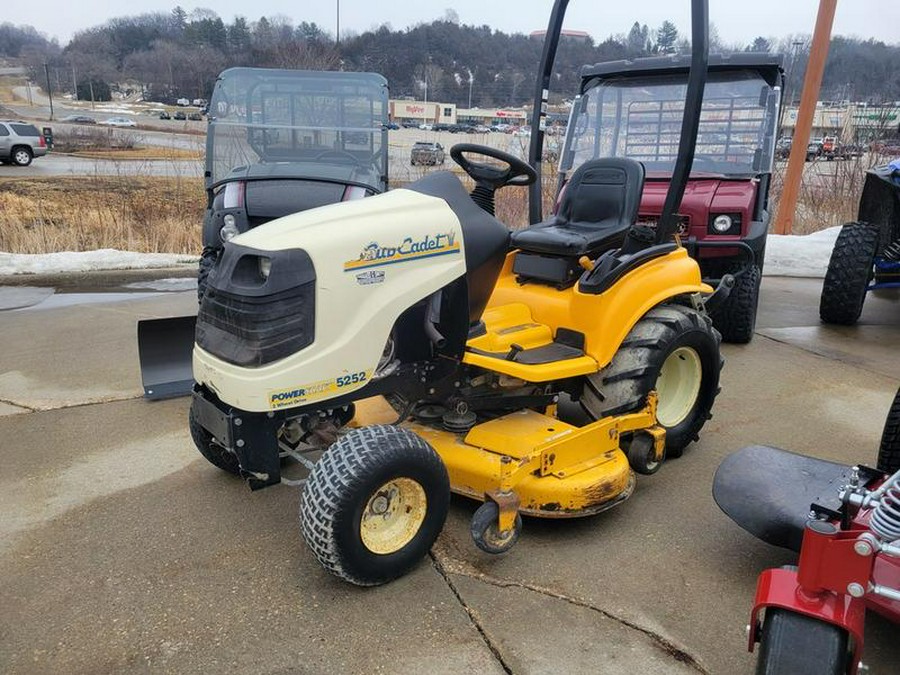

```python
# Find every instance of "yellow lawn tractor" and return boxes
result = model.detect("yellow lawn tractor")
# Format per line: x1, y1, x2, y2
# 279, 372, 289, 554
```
186, 0, 728, 585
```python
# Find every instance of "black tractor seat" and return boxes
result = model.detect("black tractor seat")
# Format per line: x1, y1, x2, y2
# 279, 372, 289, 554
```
511, 158, 646, 285
712, 445, 856, 553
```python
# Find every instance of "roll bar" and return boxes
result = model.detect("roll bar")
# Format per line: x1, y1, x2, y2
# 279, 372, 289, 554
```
527, 0, 710, 242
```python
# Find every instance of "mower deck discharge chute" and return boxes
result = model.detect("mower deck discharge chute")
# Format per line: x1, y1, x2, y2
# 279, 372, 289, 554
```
184, 0, 726, 586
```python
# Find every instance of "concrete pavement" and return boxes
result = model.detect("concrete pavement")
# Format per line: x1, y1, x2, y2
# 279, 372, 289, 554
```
0, 274, 898, 674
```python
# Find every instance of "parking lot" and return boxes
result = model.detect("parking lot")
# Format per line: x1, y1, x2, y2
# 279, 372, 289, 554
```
0, 272, 898, 674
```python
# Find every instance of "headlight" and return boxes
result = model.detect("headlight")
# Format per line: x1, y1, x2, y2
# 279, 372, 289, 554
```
258, 257, 272, 279
220, 214, 239, 242
712, 214, 733, 233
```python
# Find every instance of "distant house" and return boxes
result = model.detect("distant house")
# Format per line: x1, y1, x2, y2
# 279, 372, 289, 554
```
529, 29, 591, 43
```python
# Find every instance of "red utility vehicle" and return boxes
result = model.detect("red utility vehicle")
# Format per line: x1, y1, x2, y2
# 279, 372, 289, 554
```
548, 55, 783, 343
713, 388, 900, 674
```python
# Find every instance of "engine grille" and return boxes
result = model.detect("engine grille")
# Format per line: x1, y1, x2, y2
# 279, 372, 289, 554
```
196, 244, 315, 367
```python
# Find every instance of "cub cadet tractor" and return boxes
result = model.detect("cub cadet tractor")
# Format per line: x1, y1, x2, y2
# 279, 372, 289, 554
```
186, 0, 728, 586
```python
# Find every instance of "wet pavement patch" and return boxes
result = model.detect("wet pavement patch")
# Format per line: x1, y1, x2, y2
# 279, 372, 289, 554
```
0, 286, 54, 311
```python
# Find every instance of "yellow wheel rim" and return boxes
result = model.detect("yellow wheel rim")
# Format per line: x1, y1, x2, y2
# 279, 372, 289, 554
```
359, 478, 428, 555
655, 346, 702, 428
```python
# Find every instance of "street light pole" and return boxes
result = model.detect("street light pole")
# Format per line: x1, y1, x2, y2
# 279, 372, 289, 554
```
336, 0, 340, 47
44, 63, 54, 121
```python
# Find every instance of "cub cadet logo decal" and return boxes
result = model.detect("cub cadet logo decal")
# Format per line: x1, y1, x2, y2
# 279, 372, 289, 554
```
344, 232, 460, 272
268, 371, 371, 410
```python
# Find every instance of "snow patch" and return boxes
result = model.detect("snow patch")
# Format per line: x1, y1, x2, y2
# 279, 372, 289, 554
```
763, 227, 841, 278
0, 249, 198, 276
0, 229, 839, 279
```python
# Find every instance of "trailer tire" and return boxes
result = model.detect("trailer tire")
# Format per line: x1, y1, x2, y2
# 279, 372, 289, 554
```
580, 305, 722, 458
878, 387, 900, 474
197, 246, 218, 303
712, 264, 761, 344
188, 407, 241, 475
819, 222, 879, 325
300, 425, 450, 586
755, 608, 849, 675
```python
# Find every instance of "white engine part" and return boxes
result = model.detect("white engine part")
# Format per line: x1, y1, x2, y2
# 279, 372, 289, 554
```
193, 188, 467, 412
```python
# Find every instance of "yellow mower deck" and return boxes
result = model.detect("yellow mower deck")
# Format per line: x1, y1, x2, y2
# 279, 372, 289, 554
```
354, 394, 665, 526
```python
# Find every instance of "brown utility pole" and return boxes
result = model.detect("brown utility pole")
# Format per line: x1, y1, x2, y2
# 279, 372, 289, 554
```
773, 0, 838, 234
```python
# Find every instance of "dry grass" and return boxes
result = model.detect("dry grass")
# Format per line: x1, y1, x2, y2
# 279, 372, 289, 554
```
764, 151, 894, 235
0, 176, 205, 254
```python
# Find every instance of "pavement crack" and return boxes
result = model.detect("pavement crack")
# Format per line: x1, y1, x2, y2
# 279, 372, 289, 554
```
430, 552, 515, 675
0, 397, 36, 412
435, 555, 708, 674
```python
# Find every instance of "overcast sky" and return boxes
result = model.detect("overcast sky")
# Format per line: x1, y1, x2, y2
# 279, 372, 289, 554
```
6, 1, 900, 47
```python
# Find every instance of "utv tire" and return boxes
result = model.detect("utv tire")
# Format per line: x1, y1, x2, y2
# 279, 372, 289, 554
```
197, 246, 218, 303
188, 407, 241, 475
300, 425, 450, 586
580, 305, 722, 457
712, 264, 761, 344
755, 608, 849, 675
878, 387, 900, 474
11, 146, 33, 167
819, 222, 879, 325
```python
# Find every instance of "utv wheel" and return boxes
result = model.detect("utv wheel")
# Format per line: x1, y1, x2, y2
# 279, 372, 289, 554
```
755, 608, 849, 675
878, 387, 900, 474
197, 246, 218, 303
580, 305, 722, 457
300, 425, 450, 586
819, 222, 879, 325
712, 264, 761, 344
470, 501, 522, 554
188, 407, 241, 475
11, 146, 33, 167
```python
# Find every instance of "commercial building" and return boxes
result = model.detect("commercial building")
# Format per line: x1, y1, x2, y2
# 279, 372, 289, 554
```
389, 100, 529, 127
780, 103, 900, 142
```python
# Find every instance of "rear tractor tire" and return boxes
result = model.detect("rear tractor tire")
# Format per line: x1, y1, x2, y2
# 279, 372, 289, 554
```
580, 305, 723, 458
188, 407, 241, 475
819, 222, 880, 325
755, 608, 850, 675
300, 425, 450, 586
712, 264, 761, 344
878, 387, 900, 474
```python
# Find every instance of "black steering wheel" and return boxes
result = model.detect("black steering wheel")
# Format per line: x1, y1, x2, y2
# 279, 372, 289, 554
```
450, 143, 536, 191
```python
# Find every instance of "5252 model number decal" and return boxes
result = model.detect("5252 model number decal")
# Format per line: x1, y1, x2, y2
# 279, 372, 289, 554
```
337, 371, 367, 387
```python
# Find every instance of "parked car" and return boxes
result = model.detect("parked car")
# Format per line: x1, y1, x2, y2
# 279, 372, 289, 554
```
384, 122, 400, 130
806, 141, 823, 162
99, 117, 137, 128
0, 119, 49, 166
158, 111, 171, 120
173, 111, 187, 121
60, 115, 96, 125
188, 112, 203, 121
401, 120, 419, 128
410, 141, 445, 165
418, 123, 433, 131
775, 137, 792, 160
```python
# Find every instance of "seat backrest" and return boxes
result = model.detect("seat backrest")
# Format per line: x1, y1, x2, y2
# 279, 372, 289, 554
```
557, 157, 645, 230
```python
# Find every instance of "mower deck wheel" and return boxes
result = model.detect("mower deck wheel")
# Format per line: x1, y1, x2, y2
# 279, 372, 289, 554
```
470, 501, 523, 554
625, 433, 662, 475
300, 425, 449, 586
755, 608, 849, 675
819, 222, 880, 325
188, 407, 241, 475
878, 387, 900, 474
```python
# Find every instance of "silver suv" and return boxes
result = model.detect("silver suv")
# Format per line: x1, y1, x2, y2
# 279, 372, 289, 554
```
0, 120, 48, 166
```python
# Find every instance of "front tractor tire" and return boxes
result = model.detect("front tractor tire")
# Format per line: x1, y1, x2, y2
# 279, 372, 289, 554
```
580, 305, 722, 457
712, 264, 761, 344
188, 407, 241, 475
819, 222, 880, 325
300, 425, 450, 586
755, 608, 850, 675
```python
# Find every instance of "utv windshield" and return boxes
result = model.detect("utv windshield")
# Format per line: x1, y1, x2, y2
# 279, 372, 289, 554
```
562, 69, 780, 178
206, 68, 389, 190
